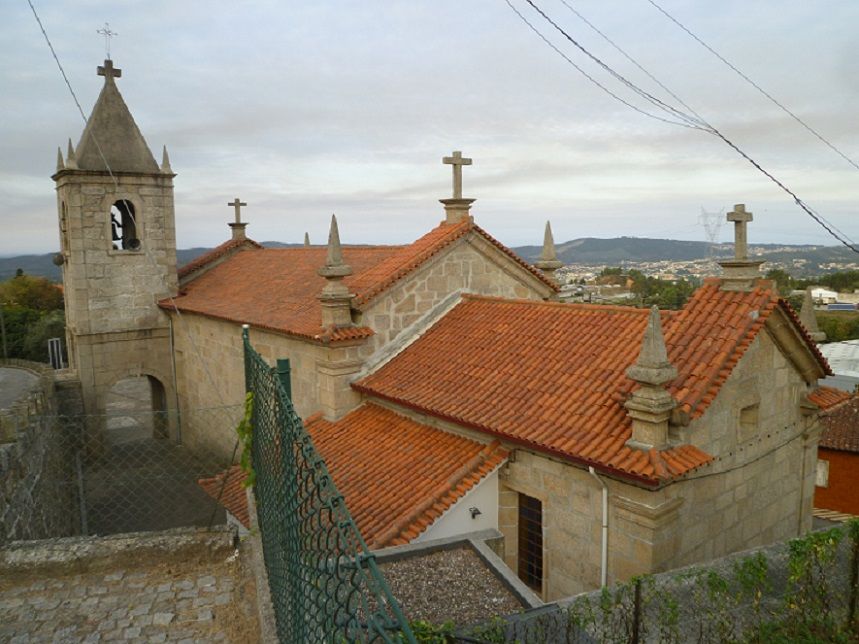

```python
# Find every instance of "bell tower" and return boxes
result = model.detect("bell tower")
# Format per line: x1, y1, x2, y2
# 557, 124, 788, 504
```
52, 59, 178, 421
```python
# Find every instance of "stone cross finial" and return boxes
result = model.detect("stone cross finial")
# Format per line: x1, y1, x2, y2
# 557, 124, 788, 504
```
727, 204, 753, 260
227, 198, 248, 240
97, 59, 122, 80
442, 151, 472, 200
228, 198, 247, 224
96, 23, 118, 59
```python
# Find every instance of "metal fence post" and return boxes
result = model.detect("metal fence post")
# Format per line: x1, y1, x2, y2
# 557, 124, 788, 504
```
276, 359, 291, 400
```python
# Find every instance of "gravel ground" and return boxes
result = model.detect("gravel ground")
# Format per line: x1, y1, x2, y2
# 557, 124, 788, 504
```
379, 546, 524, 627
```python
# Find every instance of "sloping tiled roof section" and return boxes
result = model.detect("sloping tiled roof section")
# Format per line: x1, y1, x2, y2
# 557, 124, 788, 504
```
356, 281, 814, 484
808, 386, 853, 411
198, 466, 250, 528
305, 404, 507, 547
197, 405, 507, 547
162, 245, 401, 341
164, 220, 555, 341
350, 220, 557, 307
819, 394, 859, 453
177, 238, 263, 281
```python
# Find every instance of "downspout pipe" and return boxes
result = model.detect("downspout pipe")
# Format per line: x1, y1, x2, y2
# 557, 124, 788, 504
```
588, 466, 609, 588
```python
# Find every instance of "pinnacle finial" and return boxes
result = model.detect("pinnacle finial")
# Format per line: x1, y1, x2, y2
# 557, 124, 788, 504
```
56, 147, 65, 172
534, 220, 562, 281
304, 232, 310, 247
161, 146, 172, 173
318, 214, 352, 278
627, 306, 677, 386
65, 138, 78, 169
540, 221, 558, 262
800, 287, 826, 342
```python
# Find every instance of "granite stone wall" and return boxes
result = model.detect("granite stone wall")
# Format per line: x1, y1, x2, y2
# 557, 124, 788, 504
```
0, 362, 82, 544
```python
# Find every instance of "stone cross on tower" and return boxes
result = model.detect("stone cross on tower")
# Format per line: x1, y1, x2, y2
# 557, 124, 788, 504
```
443, 151, 472, 199
227, 198, 248, 241
717, 202, 763, 292
727, 204, 753, 260
440, 150, 476, 225
97, 59, 122, 80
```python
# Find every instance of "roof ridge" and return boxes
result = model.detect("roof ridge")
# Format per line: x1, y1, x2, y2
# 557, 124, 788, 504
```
462, 293, 653, 313
470, 224, 559, 292
672, 283, 778, 417
777, 298, 832, 376
351, 220, 472, 307
178, 237, 263, 280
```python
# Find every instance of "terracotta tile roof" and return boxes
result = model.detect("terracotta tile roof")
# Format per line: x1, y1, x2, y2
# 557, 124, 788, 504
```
819, 393, 859, 453
198, 405, 507, 547
356, 281, 820, 484
177, 238, 263, 280
162, 245, 400, 341
163, 221, 555, 341
809, 385, 852, 411
305, 404, 507, 547
198, 466, 250, 528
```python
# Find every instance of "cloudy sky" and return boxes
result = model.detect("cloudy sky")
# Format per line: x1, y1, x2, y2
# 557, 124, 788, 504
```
2, 1, 857, 255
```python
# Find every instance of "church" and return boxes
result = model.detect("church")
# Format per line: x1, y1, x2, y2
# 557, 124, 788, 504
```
54, 59, 831, 601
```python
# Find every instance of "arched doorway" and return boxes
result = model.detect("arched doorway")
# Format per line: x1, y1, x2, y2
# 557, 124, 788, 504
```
104, 375, 169, 443
81, 374, 225, 535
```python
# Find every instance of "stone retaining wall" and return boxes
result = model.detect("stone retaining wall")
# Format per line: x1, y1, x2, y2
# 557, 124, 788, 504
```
0, 361, 82, 544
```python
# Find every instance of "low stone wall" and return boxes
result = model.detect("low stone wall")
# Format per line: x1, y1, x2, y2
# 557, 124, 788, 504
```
462, 523, 858, 643
0, 361, 82, 544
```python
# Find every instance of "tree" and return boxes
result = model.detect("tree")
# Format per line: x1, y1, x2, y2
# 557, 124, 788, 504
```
764, 269, 793, 296
0, 273, 64, 363
0, 274, 63, 311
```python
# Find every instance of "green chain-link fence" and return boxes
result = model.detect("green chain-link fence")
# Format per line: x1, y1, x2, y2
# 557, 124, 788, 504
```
243, 328, 415, 643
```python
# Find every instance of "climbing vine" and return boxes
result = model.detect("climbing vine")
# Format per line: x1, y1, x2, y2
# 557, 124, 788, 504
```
235, 391, 255, 487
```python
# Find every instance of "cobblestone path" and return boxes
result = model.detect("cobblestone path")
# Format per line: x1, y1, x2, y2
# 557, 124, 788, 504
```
0, 553, 259, 643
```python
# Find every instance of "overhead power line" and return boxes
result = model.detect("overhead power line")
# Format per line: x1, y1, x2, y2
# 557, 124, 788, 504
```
504, 0, 859, 254
645, 0, 859, 174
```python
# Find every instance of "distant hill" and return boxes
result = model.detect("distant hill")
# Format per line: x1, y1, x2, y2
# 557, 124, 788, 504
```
2, 237, 854, 282
512, 236, 855, 273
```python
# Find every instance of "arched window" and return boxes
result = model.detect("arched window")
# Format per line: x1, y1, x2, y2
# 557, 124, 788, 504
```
110, 199, 140, 250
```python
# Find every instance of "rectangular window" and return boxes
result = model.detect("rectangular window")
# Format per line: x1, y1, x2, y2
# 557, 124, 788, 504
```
518, 493, 543, 592
816, 459, 830, 488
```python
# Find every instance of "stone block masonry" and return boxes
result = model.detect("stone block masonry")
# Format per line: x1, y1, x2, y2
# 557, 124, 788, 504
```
0, 362, 83, 545
0, 527, 260, 642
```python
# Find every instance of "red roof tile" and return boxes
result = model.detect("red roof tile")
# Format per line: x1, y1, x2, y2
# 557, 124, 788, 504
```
163, 221, 556, 341
819, 394, 859, 453
305, 404, 507, 547
178, 238, 263, 280
355, 281, 819, 484
809, 386, 852, 411
198, 466, 250, 528
198, 405, 506, 547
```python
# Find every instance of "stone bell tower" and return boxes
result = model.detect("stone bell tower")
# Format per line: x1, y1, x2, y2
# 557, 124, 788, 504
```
52, 59, 178, 420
